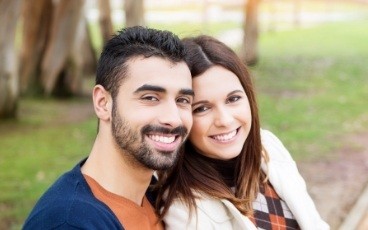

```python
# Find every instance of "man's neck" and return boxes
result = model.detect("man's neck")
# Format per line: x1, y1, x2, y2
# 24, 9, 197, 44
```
81, 135, 153, 205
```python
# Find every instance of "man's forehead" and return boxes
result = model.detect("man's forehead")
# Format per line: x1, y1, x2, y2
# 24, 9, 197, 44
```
122, 56, 192, 92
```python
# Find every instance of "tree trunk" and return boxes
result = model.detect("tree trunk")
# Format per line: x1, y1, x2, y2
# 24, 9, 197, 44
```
19, 0, 53, 95
64, 16, 97, 96
294, 0, 302, 28
268, 0, 277, 32
124, 0, 145, 27
78, 18, 98, 79
240, 0, 259, 66
98, 0, 114, 45
40, 0, 85, 96
0, 0, 23, 119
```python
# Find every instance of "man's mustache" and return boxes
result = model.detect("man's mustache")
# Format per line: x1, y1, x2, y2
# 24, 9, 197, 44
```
141, 125, 188, 138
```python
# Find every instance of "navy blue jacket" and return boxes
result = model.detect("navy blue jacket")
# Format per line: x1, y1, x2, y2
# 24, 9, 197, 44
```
23, 159, 157, 229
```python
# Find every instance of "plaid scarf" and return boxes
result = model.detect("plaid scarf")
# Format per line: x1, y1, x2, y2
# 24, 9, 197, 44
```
250, 182, 300, 230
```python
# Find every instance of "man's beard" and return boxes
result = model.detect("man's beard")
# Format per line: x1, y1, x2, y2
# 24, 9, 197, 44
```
111, 104, 188, 170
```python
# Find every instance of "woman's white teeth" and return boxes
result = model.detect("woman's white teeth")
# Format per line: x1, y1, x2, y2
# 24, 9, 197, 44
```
212, 130, 237, 141
149, 135, 175, 144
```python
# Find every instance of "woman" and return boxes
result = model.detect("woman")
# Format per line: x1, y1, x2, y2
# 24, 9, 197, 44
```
156, 35, 329, 230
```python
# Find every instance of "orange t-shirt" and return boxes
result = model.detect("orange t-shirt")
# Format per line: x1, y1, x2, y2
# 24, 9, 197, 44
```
84, 175, 164, 230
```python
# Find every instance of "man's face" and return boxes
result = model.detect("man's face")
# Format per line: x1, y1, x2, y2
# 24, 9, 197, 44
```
111, 56, 193, 170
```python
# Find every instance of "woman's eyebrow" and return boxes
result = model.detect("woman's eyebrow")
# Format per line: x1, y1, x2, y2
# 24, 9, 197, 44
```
192, 100, 209, 107
191, 90, 244, 106
227, 90, 244, 96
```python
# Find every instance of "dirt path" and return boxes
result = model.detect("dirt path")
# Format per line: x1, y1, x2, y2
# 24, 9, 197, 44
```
298, 133, 368, 229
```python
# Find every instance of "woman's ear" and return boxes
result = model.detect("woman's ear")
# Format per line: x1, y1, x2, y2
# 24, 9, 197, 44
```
93, 85, 112, 121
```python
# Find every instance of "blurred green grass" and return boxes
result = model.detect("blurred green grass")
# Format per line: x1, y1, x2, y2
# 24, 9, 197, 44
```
253, 21, 368, 159
0, 99, 96, 229
1, 19, 368, 228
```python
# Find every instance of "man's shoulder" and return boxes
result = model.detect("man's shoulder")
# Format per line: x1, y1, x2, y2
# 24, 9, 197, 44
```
23, 162, 123, 229
24, 191, 122, 229
23, 197, 118, 229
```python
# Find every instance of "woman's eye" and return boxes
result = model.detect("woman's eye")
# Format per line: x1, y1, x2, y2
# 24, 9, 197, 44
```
193, 106, 209, 114
227, 96, 241, 103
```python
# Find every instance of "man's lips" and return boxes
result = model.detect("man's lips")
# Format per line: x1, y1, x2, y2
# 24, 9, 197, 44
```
146, 133, 181, 152
148, 134, 176, 144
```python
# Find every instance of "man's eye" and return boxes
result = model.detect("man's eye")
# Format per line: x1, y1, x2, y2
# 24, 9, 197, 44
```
227, 96, 241, 103
193, 106, 209, 114
177, 97, 191, 104
142, 96, 158, 101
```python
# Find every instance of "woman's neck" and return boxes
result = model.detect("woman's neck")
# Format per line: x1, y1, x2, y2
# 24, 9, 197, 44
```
194, 152, 238, 187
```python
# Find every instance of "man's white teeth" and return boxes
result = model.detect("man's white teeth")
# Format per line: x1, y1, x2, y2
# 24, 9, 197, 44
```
212, 130, 237, 141
149, 135, 175, 144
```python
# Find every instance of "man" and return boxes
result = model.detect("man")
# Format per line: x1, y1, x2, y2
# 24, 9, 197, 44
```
23, 26, 194, 229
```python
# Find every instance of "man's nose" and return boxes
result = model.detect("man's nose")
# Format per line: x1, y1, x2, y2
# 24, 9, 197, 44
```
158, 102, 182, 128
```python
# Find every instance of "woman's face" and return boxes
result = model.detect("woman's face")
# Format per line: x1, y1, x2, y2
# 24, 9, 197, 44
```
189, 65, 252, 160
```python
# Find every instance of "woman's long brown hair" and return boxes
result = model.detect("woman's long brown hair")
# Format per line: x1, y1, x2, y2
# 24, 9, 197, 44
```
156, 35, 264, 219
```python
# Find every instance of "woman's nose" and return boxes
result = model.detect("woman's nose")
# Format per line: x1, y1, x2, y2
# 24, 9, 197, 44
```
213, 107, 233, 127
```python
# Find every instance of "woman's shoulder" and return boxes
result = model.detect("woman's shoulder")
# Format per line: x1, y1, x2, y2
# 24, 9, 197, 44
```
260, 129, 294, 162
166, 195, 233, 225
172, 194, 229, 216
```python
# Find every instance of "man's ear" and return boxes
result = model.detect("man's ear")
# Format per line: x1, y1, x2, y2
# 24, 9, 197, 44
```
93, 85, 112, 121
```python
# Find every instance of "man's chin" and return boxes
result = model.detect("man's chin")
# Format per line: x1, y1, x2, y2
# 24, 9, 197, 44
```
148, 152, 178, 170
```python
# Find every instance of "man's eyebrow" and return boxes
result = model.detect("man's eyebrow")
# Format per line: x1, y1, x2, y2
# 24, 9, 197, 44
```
134, 84, 194, 97
134, 84, 166, 93
179, 89, 195, 97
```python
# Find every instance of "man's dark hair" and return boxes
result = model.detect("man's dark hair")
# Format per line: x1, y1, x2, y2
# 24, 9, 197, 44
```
95, 26, 186, 99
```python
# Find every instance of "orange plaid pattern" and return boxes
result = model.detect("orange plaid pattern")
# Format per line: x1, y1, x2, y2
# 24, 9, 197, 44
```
250, 182, 300, 230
